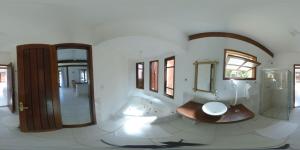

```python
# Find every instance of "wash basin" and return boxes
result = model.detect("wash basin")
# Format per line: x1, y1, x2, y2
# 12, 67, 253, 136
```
202, 102, 227, 116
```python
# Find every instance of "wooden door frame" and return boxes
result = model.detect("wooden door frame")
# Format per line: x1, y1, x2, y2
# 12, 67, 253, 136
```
55, 43, 96, 128
294, 64, 300, 108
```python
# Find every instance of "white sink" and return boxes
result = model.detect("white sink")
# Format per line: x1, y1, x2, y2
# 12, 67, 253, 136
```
202, 102, 228, 116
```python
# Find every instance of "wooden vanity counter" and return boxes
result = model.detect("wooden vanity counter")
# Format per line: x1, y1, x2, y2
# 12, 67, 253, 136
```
176, 101, 255, 124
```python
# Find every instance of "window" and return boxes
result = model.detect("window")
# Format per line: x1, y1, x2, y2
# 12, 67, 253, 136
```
164, 56, 175, 98
149, 60, 159, 92
0, 71, 6, 83
80, 69, 88, 83
224, 49, 260, 80
58, 70, 63, 87
136, 62, 144, 89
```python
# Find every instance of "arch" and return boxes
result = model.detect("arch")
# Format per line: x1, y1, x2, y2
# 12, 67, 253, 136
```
189, 32, 274, 57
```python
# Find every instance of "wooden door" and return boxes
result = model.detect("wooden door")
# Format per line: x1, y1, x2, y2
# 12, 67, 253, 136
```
17, 44, 62, 132
6, 63, 15, 112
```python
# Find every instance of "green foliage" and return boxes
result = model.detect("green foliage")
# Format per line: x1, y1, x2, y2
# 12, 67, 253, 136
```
225, 69, 251, 78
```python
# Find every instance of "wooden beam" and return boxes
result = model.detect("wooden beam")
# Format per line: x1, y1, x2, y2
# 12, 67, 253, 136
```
189, 32, 274, 57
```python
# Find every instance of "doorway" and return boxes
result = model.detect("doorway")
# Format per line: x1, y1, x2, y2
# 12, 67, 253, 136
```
0, 63, 15, 112
55, 43, 96, 127
0, 65, 8, 107
294, 65, 300, 107
17, 44, 96, 132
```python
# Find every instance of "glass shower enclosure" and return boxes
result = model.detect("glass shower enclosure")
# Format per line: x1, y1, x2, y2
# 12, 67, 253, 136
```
260, 69, 292, 120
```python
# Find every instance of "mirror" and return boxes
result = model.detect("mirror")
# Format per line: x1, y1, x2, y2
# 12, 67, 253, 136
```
193, 61, 218, 93
57, 45, 95, 126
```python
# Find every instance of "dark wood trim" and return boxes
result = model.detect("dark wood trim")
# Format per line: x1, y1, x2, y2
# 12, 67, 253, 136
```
58, 65, 88, 67
50, 46, 63, 129
149, 60, 159, 93
223, 49, 257, 80
0, 64, 9, 67
55, 43, 92, 50
177, 101, 255, 124
136, 62, 144, 89
189, 32, 274, 57
55, 43, 97, 127
87, 45, 97, 125
57, 60, 87, 63
10, 63, 16, 113
62, 122, 94, 128
164, 56, 175, 99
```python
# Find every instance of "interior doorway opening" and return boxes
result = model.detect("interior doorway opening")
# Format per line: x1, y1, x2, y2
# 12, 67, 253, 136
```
0, 66, 8, 107
55, 43, 96, 127
0, 63, 15, 112
294, 65, 300, 107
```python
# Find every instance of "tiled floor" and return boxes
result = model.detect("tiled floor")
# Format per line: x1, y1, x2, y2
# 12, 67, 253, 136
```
60, 88, 91, 125
0, 107, 300, 149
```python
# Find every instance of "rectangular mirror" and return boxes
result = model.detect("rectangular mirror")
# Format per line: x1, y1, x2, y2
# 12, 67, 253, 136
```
193, 61, 218, 93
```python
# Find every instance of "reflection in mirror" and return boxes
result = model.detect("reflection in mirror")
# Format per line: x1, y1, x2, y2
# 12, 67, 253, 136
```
197, 64, 212, 91
57, 48, 91, 125
193, 61, 218, 93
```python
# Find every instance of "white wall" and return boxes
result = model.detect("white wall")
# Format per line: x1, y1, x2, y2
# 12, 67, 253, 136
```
92, 43, 130, 122
68, 66, 88, 86
273, 52, 300, 70
132, 37, 274, 113
0, 52, 11, 64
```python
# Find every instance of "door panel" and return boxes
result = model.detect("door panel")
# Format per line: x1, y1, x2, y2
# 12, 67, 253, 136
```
17, 44, 62, 132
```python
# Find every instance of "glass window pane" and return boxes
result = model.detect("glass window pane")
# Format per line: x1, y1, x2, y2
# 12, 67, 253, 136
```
138, 64, 143, 69
150, 61, 158, 91
247, 69, 254, 78
164, 57, 175, 98
166, 88, 173, 96
136, 63, 144, 89
167, 60, 175, 67
243, 61, 257, 68
138, 69, 143, 79
224, 50, 258, 79
166, 68, 174, 88
239, 67, 251, 71
226, 65, 239, 70
227, 57, 245, 65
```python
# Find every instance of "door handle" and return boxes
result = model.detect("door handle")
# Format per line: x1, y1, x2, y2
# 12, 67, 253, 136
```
19, 102, 29, 112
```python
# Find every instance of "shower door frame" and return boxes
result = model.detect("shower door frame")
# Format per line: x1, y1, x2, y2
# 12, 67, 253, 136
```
294, 64, 300, 108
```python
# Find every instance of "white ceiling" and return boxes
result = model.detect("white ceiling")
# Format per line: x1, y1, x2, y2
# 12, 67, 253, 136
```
0, 0, 300, 55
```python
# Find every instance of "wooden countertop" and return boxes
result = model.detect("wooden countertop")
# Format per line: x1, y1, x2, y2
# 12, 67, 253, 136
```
176, 101, 255, 124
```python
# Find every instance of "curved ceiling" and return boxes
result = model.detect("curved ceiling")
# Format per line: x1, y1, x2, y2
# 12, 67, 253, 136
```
0, 0, 299, 55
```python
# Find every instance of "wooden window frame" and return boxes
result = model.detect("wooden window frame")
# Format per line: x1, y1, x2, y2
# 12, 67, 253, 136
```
149, 60, 159, 92
136, 62, 144, 89
223, 49, 258, 80
164, 56, 175, 99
